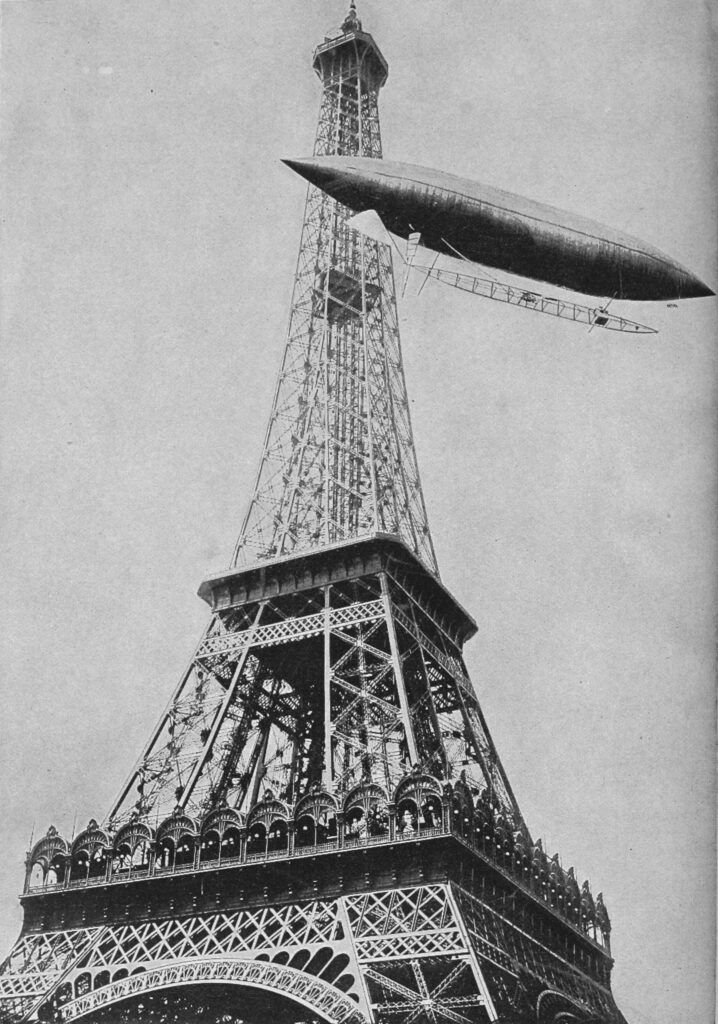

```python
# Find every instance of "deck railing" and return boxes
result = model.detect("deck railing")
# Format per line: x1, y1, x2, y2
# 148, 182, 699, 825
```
23, 817, 608, 950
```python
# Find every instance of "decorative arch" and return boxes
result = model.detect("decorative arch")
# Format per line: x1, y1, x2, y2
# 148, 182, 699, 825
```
156, 812, 198, 870
343, 783, 389, 838
247, 796, 290, 830
62, 958, 369, 1024
246, 796, 290, 856
268, 818, 288, 853
531, 841, 547, 870
71, 821, 112, 858
70, 821, 112, 881
536, 987, 588, 1023
112, 821, 154, 875
472, 789, 493, 848
595, 892, 611, 943
197, 805, 240, 866
295, 790, 338, 821
579, 882, 598, 942
113, 820, 154, 851
156, 812, 199, 845
563, 868, 581, 922
219, 823, 242, 862
547, 854, 566, 909
199, 827, 221, 864
294, 791, 338, 847
513, 830, 531, 881
26, 827, 69, 888
493, 813, 513, 862
394, 772, 443, 835
451, 778, 473, 810
246, 820, 267, 857
450, 779, 473, 838
28, 826, 69, 870
199, 806, 244, 840
393, 771, 442, 805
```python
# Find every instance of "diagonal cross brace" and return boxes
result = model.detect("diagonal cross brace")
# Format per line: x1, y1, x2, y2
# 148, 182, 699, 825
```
19, 927, 109, 1024
177, 604, 264, 810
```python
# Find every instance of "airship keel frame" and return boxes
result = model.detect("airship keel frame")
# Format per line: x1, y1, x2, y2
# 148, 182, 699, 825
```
409, 262, 658, 335
348, 210, 657, 335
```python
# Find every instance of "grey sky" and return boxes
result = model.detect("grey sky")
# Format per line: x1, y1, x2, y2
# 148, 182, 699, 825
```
0, 2, 715, 1023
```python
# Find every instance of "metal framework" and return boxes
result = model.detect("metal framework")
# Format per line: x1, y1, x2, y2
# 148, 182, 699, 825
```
412, 265, 657, 334
347, 219, 656, 335
0, 887, 500, 1023
0, 5, 628, 1024
0, 883, 618, 1023
100, 547, 521, 829
231, 8, 436, 574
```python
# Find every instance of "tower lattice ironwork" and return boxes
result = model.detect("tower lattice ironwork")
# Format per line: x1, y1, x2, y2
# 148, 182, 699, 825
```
0, 6, 629, 1024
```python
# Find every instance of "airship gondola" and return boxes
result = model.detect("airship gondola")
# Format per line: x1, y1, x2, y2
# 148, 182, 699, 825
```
283, 156, 714, 309
346, 210, 657, 335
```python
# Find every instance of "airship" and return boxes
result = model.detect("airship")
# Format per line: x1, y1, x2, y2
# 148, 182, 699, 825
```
283, 156, 713, 305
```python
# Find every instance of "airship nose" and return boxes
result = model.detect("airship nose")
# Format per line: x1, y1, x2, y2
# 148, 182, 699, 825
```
281, 157, 313, 175
684, 277, 715, 299
664, 267, 715, 300
282, 157, 334, 189
283, 157, 365, 208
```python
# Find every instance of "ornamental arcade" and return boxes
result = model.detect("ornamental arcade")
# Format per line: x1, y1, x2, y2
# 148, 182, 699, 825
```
25, 771, 611, 953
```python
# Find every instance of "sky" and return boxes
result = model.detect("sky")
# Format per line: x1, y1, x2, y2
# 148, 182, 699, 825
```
0, 2, 715, 1023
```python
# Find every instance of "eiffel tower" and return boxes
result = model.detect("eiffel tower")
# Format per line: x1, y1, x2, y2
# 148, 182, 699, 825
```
0, 6, 629, 1023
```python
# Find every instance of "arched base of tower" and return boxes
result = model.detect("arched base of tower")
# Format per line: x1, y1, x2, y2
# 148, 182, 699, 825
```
50, 984, 332, 1024
38, 957, 367, 1024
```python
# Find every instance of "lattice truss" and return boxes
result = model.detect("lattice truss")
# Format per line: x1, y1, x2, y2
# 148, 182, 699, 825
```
384, 573, 518, 815
452, 886, 623, 1023
0, 887, 504, 1024
104, 11, 519, 836
1, 901, 368, 1024
108, 567, 522, 827
0, 928, 101, 1018
231, 25, 437, 574
342, 885, 500, 1024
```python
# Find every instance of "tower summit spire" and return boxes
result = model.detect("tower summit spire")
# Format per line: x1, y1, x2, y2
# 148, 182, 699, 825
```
341, 1, 361, 34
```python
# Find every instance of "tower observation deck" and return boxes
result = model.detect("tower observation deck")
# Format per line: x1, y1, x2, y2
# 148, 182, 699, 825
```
0, 6, 628, 1024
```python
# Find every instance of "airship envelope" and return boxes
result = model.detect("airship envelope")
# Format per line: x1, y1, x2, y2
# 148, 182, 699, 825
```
283, 156, 713, 302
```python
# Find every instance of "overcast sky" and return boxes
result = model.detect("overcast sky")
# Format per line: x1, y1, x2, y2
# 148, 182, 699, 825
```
1, 2, 715, 1023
